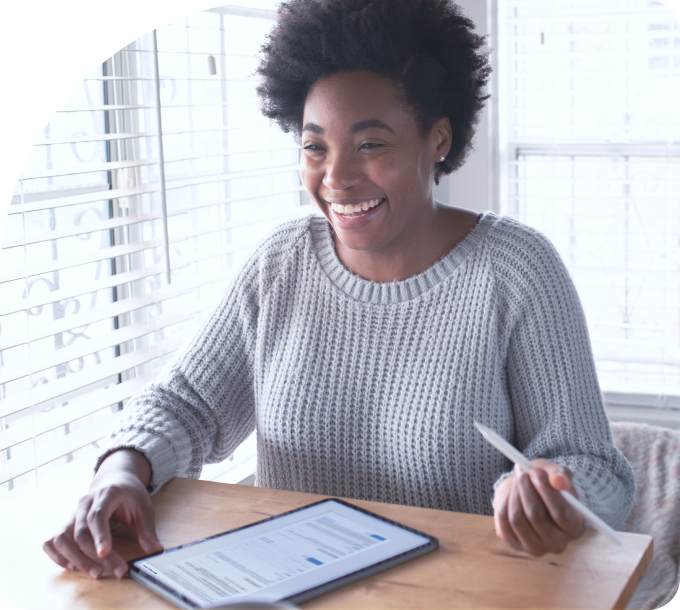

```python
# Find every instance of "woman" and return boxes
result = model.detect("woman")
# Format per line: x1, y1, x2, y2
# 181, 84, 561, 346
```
44, 0, 634, 580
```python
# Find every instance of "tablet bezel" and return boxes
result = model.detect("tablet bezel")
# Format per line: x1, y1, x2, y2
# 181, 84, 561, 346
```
127, 497, 439, 608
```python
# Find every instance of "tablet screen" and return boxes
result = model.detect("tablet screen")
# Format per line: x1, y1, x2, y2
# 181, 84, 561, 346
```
130, 498, 436, 608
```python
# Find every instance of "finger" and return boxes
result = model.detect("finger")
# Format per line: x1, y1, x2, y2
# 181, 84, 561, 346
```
73, 496, 101, 561
74, 507, 104, 562
52, 531, 103, 580
87, 497, 117, 559
138, 529, 164, 555
43, 538, 71, 570
493, 478, 523, 551
518, 470, 570, 554
530, 468, 585, 539
508, 469, 547, 556
135, 506, 164, 555
103, 550, 130, 579
74, 513, 128, 578
533, 460, 576, 494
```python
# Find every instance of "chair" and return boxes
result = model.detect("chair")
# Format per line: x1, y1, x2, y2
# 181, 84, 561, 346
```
611, 422, 680, 609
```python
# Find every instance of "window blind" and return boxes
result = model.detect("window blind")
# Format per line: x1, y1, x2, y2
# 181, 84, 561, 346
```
504, 0, 680, 425
0, 6, 308, 496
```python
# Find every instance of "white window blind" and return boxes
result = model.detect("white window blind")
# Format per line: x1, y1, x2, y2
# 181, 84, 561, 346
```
504, 0, 680, 425
0, 5, 308, 497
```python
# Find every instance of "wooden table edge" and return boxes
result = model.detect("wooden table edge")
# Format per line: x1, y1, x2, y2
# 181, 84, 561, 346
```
613, 533, 654, 610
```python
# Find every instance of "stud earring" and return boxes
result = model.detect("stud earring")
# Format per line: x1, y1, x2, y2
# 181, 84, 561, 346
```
439, 156, 445, 162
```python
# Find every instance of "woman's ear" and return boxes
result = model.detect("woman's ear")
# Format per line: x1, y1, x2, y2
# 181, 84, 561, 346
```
432, 116, 452, 160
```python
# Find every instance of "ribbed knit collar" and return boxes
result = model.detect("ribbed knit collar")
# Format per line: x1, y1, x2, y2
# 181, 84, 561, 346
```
310, 211, 496, 304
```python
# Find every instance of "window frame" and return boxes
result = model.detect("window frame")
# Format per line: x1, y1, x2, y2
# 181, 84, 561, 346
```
493, 0, 680, 428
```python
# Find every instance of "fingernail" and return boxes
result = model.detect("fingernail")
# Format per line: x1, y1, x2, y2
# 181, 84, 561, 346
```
89, 568, 100, 579
114, 566, 126, 579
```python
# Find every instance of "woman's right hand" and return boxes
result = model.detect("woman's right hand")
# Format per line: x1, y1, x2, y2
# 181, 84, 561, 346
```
43, 448, 164, 580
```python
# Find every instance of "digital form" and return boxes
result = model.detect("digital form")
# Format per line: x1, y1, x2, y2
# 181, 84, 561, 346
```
135, 511, 391, 606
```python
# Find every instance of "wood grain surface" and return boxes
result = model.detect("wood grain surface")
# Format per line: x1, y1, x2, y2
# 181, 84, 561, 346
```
0, 477, 652, 609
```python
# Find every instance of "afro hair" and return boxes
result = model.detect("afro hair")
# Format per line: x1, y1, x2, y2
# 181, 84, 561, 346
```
256, 0, 491, 182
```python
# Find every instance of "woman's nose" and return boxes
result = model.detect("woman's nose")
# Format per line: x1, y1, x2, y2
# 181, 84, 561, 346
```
322, 151, 363, 191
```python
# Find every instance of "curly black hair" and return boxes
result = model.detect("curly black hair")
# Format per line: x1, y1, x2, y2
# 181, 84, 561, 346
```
256, 0, 491, 182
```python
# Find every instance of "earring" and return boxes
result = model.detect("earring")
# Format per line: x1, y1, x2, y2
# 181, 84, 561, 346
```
439, 156, 445, 162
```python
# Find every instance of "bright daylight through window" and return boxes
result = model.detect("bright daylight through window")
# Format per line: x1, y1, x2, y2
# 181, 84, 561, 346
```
0, 5, 305, 498
503, 0, 680, 425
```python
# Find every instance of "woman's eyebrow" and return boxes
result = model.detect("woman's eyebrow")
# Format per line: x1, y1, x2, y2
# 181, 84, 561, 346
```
302, 123, 324, 134
350, 119, 395, 134
301, 119, 395, 135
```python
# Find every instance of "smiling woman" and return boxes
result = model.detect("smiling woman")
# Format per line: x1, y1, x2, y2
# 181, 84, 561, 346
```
300, 71, 479, 282
43, 0, 636, 582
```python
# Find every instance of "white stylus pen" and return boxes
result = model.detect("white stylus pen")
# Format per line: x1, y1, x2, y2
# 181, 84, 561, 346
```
474, 421, 623, 546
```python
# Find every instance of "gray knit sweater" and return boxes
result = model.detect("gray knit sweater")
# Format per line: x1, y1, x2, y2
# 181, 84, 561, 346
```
98, 212, 635, 527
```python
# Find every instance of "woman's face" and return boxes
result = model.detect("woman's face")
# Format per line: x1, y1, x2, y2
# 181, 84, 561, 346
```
300, 70, 451, 255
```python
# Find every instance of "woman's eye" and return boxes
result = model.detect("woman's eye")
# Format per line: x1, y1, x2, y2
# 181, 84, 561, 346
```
303, 144, 324, 152
360, 142, 383, 150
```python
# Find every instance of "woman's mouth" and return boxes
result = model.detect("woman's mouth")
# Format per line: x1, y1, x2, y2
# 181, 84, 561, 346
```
329, 198, 385, 218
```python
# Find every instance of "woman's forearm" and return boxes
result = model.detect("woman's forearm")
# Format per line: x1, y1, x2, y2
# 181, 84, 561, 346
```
93, 448, 152, 488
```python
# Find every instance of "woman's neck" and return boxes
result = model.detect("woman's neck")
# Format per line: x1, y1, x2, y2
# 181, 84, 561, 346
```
333, 205, 480, 283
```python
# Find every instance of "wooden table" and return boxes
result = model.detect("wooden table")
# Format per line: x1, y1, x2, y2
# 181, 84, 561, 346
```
0, 477, 652, 609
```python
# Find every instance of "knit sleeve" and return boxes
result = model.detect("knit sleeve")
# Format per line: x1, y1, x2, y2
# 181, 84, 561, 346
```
94, 218, 310, 493
495, 219, 635, 529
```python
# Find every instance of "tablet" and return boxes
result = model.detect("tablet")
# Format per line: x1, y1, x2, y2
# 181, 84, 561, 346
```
128, 498, 438, 609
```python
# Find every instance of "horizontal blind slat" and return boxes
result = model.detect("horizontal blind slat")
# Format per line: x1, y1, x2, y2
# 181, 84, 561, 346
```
0, 421, 33, 453
0, 375, 151, 451
2, 312, 196, 384
0, 337, 184, 419
35, 411, 124, 469
56, 104, 150, 113
85, 76, 260, 82
0, 454, 35, 486
21, 158, 159, 181
0, 376, 152, 458
35, 132, 153, 146
56, 101, 255, 113
10, 163, 300, 215
36, 374, 152, 437
169, 208, 310, 245
165, 164, 300, 191
0, 263, 165, 318
0, 237, 164, 283
2, 214, 156, 249
169, 186, 307, 215
1, 287, 188, 351
8, 185, 157, 215
163, 125, 270, 135
163, 145, 300, 165
0, 268, 235, 351
507, 7, 672, 19
511, 145, 680, 157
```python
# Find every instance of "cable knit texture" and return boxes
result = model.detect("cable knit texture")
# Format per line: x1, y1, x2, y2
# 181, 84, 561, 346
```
97, 212, 635, 527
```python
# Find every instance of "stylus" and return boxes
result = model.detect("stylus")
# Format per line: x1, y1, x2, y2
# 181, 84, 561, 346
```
473, 421, 623, 546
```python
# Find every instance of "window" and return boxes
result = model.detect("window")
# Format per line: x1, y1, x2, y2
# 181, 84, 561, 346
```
502, 0, 680, 426
0, 5, 306, 498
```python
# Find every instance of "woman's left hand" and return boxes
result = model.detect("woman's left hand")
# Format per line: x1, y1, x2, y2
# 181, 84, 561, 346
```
493, 459, 586, 556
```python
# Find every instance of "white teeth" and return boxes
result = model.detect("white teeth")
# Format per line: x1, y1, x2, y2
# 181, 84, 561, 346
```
330, 199, 383, 215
